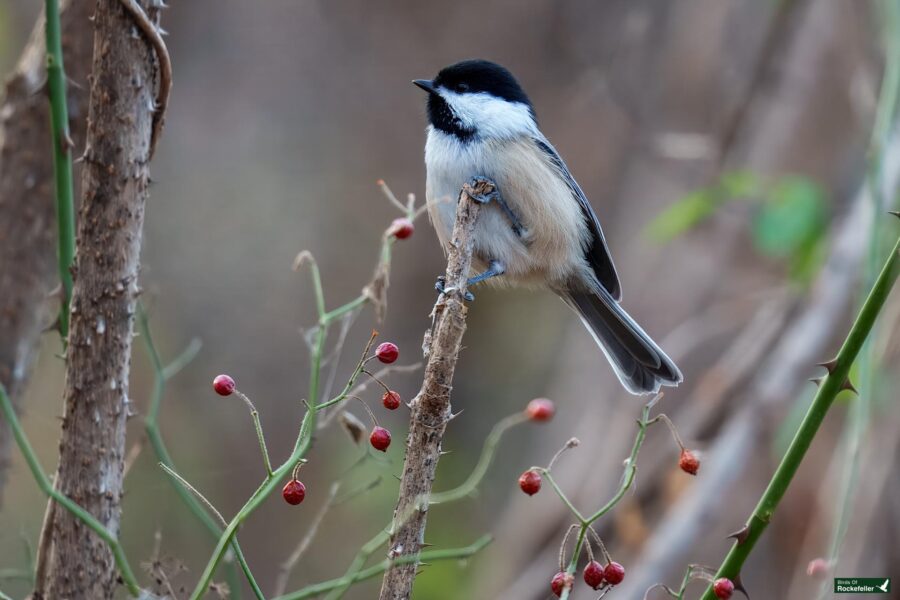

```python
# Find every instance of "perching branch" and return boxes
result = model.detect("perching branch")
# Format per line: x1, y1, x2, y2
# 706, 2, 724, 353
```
378, 180, 488, 599
699, 231, 900, 600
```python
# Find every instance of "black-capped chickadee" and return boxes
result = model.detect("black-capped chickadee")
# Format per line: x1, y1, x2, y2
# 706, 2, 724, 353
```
413, 59, 682, 395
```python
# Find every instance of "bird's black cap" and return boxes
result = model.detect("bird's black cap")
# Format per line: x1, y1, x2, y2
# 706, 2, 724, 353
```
429, 59, 532, 107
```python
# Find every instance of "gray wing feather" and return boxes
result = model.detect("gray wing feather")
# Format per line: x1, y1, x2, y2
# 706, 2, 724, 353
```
534, 136, 622, 300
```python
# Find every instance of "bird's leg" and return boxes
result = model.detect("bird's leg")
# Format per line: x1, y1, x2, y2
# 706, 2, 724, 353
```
467, 260, 505, 287
434, 260, 505, 302
469, 176, 525, 238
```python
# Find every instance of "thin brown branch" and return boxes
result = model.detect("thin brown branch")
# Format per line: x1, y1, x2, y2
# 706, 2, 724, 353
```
377, 180, 488, 599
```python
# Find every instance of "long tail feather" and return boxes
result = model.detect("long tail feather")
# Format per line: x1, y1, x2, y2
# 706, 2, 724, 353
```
562, 288, 682, 395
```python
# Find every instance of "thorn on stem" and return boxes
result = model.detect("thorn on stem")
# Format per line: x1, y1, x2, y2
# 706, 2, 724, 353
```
816, 358, 838, 373
733, 573, 750, 599
840, 378, 858, 394
809, 376, 823, 387
726, 525, 750, 545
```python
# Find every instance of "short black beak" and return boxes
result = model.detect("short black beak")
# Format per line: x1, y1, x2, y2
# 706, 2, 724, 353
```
413, 79, 436, 93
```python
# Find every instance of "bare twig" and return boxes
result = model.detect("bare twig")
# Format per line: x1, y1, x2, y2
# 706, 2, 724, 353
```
377, 180, 488, 599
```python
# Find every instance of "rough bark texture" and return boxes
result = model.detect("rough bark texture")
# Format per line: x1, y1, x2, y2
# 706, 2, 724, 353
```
39, 0, 162, 597
378, 181, 486, 600
0, 0, 93, 507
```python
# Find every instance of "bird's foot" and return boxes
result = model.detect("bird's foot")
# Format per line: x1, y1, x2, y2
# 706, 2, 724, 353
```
468, 176, 501, 204
468, 175, 526, 239
435, 275, 475, 301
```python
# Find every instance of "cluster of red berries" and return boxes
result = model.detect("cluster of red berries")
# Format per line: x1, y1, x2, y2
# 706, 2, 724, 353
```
551, 561, 625, 596
213, 340, 403, 508
366, 341, 401, 452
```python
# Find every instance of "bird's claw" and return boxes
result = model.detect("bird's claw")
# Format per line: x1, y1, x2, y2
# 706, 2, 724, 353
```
434, 276, 475, 301
468, 175, 500, 204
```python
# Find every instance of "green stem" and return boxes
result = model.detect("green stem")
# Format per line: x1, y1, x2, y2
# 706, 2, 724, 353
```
431, 413, 528, 504
157, 463, 265, 600
190, 234, 399, 599
321, 528, 391, 600
276, 405, 529, 600
136, 305, 255, 599
557, 400, 659, 600
251, 410, 273, 476
700, 234, 900, 600
818, 4, 900, 596
273, 535, 492, 600
0, 384, 141, 597
44, 0, 75, 342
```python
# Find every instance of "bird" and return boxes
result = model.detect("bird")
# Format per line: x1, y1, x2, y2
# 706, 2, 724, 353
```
413, 59, 682, 395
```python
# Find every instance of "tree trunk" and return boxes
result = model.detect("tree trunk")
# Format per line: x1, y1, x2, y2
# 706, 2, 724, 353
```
39, 0, 166, 596
0, 0, 92, 507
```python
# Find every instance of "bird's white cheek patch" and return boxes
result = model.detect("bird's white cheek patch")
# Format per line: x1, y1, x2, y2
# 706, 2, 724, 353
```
438, 90, 537, 139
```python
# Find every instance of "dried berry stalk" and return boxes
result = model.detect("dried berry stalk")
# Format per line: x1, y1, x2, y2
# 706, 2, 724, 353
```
378, 180, 489, 599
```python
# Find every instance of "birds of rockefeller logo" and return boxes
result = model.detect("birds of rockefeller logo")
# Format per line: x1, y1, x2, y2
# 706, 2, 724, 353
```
833, 577, 891, 594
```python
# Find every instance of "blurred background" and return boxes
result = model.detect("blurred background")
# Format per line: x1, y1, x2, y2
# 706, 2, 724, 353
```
1, 1, 899, 598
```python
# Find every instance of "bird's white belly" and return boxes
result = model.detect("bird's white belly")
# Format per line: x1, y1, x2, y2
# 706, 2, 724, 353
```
424, 128, 592, 288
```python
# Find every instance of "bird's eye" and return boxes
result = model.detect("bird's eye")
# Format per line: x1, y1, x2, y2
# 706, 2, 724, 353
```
456, 83, 469, 92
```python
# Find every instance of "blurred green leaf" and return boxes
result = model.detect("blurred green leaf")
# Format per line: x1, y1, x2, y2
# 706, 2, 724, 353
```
645, 190, 716, 242
719, 169, 759, 197
787, 234, 827, 284
751, 176, 826, 258
646, 171, 762, 243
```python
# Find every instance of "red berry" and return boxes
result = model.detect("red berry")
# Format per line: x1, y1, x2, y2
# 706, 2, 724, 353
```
213, 374, 235, 396
713, 578, 734, 599
550, 571, 573, 597
525, 398, 555, 422
370, 426, 392, 451
390, 218, 415, 240
282, 479, 306, 505
603, 562, 625, 585
382, 390, 402, 410
679, 449, 700, 475
375, 342, 399, 364
806, 558, 830, 579
518, 469, 542, 496
583, 560, 605, 589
